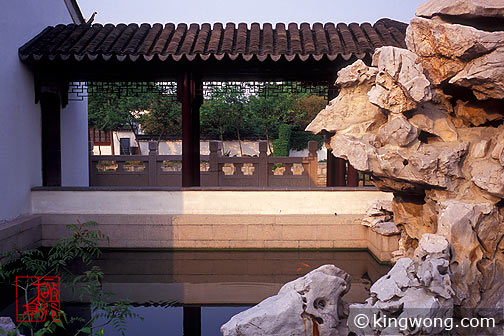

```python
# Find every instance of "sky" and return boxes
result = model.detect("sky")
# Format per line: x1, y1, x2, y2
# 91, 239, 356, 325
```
77, 0, 425, 26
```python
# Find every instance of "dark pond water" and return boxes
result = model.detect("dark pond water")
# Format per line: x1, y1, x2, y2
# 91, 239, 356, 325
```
0, 250, 390, 336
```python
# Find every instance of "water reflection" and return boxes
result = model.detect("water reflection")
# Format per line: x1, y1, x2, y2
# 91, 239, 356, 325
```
0, 250, 390, 336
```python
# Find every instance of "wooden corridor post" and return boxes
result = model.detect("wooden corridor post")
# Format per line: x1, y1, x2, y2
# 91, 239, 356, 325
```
40, 85, 63, 186
183, 306, 201, 336
258, 140, 268, 187
178, 72, 203, 187
326, 83, 347, 186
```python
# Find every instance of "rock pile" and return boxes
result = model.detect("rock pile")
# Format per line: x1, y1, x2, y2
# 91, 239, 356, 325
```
221, 265, 350, 336
349, 234, 454, 335
307, 0, 504, 317
362, 200, 400, 236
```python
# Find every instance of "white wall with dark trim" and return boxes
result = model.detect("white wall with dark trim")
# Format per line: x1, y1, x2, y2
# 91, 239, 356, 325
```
0, 0, 88, 221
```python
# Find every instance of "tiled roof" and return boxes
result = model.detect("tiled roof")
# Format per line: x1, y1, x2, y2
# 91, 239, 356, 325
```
19, 19, 407, 63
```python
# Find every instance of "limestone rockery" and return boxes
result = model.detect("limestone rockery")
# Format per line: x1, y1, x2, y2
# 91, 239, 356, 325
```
307, 0, 504, 324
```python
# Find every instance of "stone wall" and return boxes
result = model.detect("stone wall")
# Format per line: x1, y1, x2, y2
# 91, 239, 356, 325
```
39, 214, 397, 261
307, 0, 504, 312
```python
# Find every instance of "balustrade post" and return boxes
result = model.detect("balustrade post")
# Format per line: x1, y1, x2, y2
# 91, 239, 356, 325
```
88, 141, 94, 186
307, 141, 318, 187
148, 141, 158, 186
209, 141, 219, 186
258, 141, 268, 187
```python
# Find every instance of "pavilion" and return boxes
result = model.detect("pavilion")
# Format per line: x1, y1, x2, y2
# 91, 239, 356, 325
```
18, 19, 407, 187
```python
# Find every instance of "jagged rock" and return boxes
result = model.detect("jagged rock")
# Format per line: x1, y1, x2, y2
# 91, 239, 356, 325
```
331, 133, 468, 190
366, 200, 393, 216
330, 135, 376, 171
472, 140, 490, 158
491, 128, 504, 165
406, 17, 504, 84
450, 48, 504, 100
379, 115, 419, 147
348, 234, 453, 336
368, 46, 431, 113
437, 201, 495, 307
305, 60, 385, 136
336, 59, 378, 87
409, 102, 458, 142
221, 265, 350, 336
471, 160, 504, 197
362, 200, 399, 235
0, 317, 22, 336
454, 99, 504, 126
414, 232, 451, 260
372, 221, 401, 236
306, 0, 504, 322
372, 176, 426, 195
401, 142, 468, 189
416, 0, 504, 20
393, 195, 438, 241
407, 17, 504, 61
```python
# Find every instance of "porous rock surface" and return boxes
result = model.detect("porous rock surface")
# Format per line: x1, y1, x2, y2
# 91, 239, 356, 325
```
348, 234, 454, 336
0, 317, 23, 336
362, 200, 401, 236
416, 0, 504, 20
221, 265, 350, 336
308, 0, 504, 320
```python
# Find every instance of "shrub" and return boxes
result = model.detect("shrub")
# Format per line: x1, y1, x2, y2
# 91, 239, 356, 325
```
0, 221, 141, 336
273, 124, 292, 156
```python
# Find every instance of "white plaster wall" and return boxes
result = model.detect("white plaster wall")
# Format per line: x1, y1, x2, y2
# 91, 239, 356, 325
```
0, 1, 80, 221
111, 130, 138, 154
92, 145, 113, 155
61, 96, 89, 186
31, 190, 393, 215
98, 137, 277, 156
290, 147, 327, 160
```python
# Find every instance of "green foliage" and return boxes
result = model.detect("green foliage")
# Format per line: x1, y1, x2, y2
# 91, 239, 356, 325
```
289, 131, 324, 151
273, 124, 292, 156
200, 85, 249, 141
290, 95, 327, 130
88, 81, 328, 153
88, 83, 157, 132
246, 93, 296, 146
0, 222, 141, 336
139, 99, 181, 137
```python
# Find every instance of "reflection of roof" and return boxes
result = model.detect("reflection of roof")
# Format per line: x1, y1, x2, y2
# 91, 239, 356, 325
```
19, 19, 407, 63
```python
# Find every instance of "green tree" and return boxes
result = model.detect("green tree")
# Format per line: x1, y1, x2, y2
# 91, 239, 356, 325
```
88, 83, 166, 154
200, 84, 249, 155
139, 99, 181, 138
291, 94, 327, 130
247, 93, 296, 152
273, 124, 292, 156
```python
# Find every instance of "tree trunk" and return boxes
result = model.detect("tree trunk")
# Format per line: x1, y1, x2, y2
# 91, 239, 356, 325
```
265, 128, 272, 154
236, 127, 243, 157
219, 124, 225, 155
129, 123, 142, 155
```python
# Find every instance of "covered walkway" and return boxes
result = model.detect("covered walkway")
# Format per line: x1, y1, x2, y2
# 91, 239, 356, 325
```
19, 19, 407, 187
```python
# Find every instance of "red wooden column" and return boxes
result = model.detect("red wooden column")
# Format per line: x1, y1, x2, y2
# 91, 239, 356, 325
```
326, 83, 347, 186
178, 72, 203, 187
347, 164, 359, 187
